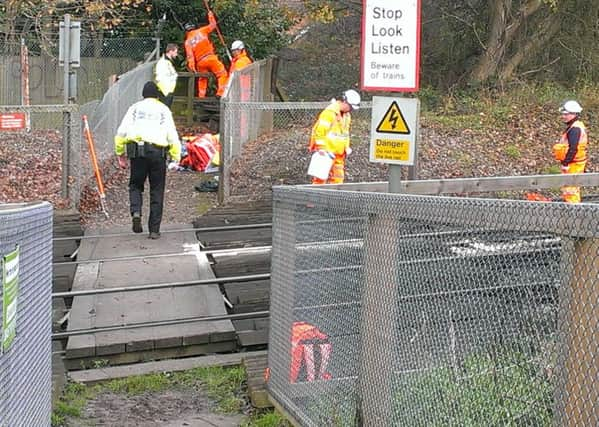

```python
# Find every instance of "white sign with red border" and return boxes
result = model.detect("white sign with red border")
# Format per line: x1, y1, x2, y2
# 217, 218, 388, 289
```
361, 0, 421, 92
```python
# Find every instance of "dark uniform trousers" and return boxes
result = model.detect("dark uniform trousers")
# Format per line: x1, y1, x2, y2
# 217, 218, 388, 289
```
129, 143, 167, 233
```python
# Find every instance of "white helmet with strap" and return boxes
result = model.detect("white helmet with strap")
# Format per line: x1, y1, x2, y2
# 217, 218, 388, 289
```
560, 100, 582, 114
231, 40, 245, 50
343, 89, 361, 110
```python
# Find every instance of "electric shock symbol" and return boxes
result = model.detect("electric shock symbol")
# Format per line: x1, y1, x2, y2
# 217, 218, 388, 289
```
376, 101, 410, 134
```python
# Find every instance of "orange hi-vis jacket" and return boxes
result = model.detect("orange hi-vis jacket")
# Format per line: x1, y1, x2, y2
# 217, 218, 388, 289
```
560, 119, 588, 164
309, 100, 351, 156
229, 50, 252, 74
184, 13, 217, 72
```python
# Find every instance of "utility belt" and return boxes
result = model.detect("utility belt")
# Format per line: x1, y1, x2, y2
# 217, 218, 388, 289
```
127, 141, 167, 159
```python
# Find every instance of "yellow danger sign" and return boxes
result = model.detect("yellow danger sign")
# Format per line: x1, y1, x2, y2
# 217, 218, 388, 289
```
376, 101, 410, 134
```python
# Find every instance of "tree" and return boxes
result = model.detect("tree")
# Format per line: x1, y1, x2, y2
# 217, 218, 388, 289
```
0, 0, 151, 52
467, 0, 562, 83
152, 0, 296, 62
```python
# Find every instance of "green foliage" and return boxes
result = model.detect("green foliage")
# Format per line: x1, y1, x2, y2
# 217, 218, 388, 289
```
153, 0, 295, 63
394, 347, 553, 426
504, 145, 521, 159
543, 165, 562, 175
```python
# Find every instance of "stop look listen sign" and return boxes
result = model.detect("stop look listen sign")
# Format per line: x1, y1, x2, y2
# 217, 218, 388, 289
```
360, 0, 421, 92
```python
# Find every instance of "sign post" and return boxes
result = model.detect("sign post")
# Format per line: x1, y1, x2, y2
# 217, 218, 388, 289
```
361, 0, 421, 92
59, 14, 80, 200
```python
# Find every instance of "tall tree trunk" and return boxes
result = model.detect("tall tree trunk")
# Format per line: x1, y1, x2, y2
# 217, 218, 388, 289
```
469, 0, 510, 83
470, 0, 546, 83
498, 13, 561, 81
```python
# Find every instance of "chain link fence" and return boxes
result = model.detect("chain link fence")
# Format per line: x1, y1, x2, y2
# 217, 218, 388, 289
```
268, 181, 599, 426
0, 38, 154, 106
0, 202, 53, 427
221, 62, 373, 201
0, 104, 82, 208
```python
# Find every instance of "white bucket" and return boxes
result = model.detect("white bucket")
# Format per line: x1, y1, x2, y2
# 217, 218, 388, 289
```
307, 151, 334, 180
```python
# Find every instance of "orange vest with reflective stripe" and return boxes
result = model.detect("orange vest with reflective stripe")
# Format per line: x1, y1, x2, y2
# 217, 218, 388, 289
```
560, 120, 588, 163
184, 20, 216, 71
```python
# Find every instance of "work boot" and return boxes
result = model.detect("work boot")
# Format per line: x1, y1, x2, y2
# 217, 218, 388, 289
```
132, 213, 142, 233
149, 231, 161, 240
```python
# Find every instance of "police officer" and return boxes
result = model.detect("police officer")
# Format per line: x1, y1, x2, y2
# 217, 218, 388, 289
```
114, 81, 181, 239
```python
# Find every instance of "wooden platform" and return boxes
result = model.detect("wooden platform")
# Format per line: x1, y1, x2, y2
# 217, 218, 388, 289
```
65, 224, 236, 370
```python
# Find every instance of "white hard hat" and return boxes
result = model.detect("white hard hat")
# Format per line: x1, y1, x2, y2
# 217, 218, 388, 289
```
560, 100, 582, 114
231, 40, 245, 50
343, 89, 361, 110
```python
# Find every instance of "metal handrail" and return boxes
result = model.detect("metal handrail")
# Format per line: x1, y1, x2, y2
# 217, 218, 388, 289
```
52, 244, 272, 266
52, 272, 270, 298
53, 222, 272, 241
52, 310, 270, 339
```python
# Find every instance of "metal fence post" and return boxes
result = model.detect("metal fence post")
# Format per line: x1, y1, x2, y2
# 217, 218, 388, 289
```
557, 238, 599, 425
359, 210, 399, 425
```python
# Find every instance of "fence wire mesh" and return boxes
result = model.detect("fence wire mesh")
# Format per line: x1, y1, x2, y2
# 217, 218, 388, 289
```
220, 84, 373, 201
268, 185, 599, 426
0, 202, 53, 427
0, 38, 154, 106
0, 104, 81, 208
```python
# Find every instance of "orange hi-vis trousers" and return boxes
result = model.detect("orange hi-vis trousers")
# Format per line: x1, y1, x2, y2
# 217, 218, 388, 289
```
196, 54, 228, 98
311, 155, 345, 185
289, 322, 332, 383
561, 161, 586, 204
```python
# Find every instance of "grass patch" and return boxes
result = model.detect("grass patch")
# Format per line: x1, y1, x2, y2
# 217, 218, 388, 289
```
51, 383, 95, 427
183, 366, 247, 413
242, 409, 292, 427
104, 372, 172, 395
53, 365, 248, 426
504, 144, 521, 159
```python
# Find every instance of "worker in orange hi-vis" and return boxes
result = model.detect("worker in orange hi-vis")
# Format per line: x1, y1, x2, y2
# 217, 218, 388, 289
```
552, 100, 588, 204
289, 321, 332, 383
228, 40, 253, 98
183, 11, 228, 98
228, 40, 253, 139
229, 40, 253, 76
308, 89, 361, 184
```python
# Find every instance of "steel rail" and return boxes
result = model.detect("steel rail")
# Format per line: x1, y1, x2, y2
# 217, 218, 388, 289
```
52, 272, 270, 298
52, 310, 270, 339
52, 222, 273, 241
52, 245, 272, 266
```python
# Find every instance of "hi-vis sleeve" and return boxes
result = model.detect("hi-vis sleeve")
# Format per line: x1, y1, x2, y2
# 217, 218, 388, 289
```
309, 108, 335, 151
114, 105, 136, 156
165, 112, 181, 162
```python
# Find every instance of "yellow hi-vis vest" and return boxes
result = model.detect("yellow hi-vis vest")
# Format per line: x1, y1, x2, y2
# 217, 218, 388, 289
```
155, 55, 178, 96
309, 100, 351, 155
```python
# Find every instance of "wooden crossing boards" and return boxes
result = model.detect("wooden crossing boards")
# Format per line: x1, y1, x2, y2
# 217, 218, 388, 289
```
65, 224, 236, 370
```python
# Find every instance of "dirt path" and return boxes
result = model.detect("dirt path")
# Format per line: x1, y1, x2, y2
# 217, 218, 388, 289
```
65, 389, 245, 426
